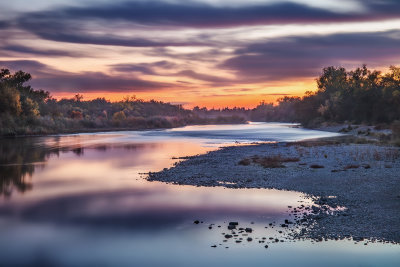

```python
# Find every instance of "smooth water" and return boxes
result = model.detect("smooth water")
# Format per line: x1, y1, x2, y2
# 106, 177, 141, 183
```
0, 123, 398, 266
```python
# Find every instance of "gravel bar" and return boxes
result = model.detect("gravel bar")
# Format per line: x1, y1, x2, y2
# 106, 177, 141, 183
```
148, 140, 400, 243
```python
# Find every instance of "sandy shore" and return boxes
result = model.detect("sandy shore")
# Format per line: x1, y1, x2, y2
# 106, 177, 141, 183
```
148, 138, 400, 243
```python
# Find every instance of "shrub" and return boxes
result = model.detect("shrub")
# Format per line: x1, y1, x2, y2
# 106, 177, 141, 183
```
239, 155, 300, 168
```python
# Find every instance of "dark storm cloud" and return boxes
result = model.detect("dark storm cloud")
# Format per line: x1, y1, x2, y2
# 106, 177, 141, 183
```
0, 60, 177, 92
220, 30, 400, 81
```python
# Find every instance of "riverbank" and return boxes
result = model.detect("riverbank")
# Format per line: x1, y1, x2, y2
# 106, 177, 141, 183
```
0, 119, 249, 138
148, 136, 400, 243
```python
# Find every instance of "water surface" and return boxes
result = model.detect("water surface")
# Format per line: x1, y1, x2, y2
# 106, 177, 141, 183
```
0, 123, 398, 266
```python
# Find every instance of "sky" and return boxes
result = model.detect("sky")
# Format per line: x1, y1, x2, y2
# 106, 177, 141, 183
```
0, 0, 400, 108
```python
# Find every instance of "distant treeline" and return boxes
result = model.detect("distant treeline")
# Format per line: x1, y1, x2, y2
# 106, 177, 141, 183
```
0, 69, 245, 136
1, 65, 400, 136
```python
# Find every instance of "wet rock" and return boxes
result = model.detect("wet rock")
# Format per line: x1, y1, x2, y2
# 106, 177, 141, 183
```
224, 234, 233, 239
312, 206, 319, 213
245, 228, 253, 233
229, 222, 239, 226
228, 225, 236, 230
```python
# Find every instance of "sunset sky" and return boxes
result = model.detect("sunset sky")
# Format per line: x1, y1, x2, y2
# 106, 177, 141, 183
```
1, 0, 400, 108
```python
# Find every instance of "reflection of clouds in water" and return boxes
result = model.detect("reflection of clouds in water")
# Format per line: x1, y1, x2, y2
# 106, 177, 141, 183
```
1, 124, 399, 267
0, 187, 303, 230
0, 123, 339, 197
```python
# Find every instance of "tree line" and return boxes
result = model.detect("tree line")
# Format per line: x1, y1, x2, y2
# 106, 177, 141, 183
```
194, 65, 400, 128
1, 65, 400, 136
267, 65, 400, 127
0, 69, 245, 136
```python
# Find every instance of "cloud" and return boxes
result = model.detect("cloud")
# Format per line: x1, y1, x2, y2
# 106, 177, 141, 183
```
17, 15, 206, 47
11, 0, 399, 48
220, 30, 400, 81
0, 60, 178, 93
20, 1, 400, 29
0, 60, 50, 72
0, 21, 10, 29
0, 187, 282, 230
2, 45, 80, 57
32, 72, 174, 92
176, 70, 233, 84
111, 64, 157, 75
111, 61, 233, 85
110, 61, 178, 75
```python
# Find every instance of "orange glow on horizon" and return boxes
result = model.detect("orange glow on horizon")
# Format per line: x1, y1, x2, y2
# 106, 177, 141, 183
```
51, 91, 308, 109
50, 79, 316, 109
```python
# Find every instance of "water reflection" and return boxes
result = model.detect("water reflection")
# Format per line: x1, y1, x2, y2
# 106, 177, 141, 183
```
0, 124, 398, 267
0, 138, 53, 196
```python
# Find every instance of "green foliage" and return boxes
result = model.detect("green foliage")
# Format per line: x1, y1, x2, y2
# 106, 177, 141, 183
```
0, 68, 247, 135
2, 65, 399, 136
0, 83, 21, 115
250, 65, 400, 126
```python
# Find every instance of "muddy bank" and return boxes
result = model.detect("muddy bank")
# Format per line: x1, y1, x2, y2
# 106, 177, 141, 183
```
148, 139, 400, 243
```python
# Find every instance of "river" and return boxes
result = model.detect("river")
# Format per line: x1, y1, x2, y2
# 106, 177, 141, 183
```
0, 122, 398, 266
